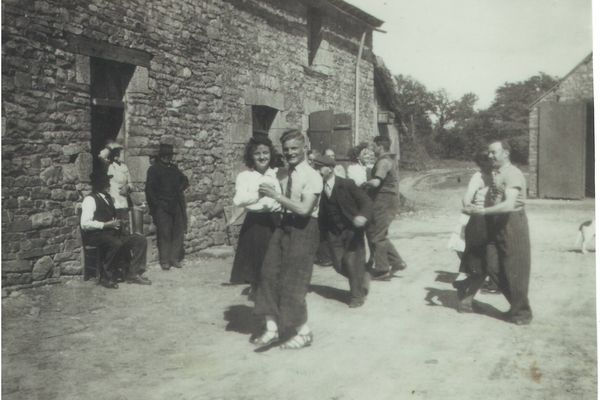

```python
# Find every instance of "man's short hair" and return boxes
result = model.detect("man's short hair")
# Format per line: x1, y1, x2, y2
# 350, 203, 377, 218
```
373, 135, 391, 151
280, 129, 305, 145
489, 139, 511, 153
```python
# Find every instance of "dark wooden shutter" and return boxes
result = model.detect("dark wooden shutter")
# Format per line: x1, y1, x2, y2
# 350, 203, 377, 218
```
331, 113, 352, 159
307, 110, 334, 153
307, 110, 353, 159
538, 102, 587, 199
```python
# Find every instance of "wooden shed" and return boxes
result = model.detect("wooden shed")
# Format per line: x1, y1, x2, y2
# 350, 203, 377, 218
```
528, 53, 594, 199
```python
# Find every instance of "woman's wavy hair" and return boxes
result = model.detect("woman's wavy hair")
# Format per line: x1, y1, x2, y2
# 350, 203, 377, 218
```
243, 134, 281, 169
348, 142, 368, 162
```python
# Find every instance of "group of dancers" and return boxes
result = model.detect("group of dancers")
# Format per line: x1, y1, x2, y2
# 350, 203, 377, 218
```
229, 130, 406, 349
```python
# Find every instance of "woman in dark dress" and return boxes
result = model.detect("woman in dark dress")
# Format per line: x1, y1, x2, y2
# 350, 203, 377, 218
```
229, 136, 282, 297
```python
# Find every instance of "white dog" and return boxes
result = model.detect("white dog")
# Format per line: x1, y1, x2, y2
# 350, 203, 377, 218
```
575, 219, 595, 254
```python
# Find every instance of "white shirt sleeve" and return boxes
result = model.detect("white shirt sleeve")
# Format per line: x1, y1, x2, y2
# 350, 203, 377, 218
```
80, 196, 105, 231
233, 171, 259, 207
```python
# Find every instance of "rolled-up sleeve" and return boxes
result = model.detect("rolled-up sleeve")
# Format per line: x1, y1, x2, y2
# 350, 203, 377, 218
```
80, 196, 105, 231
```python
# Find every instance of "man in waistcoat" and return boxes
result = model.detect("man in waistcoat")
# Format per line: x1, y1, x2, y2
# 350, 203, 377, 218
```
252, 129, 323, 350
462, 140, 532, 325
363, 136, 407, 281
145, 143, 189, 270
314, 154, 373, 308
80, 170, 151, 288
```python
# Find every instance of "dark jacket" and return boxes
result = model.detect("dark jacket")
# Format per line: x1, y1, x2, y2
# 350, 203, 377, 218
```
145, 160, 190, 229
319, 177, 373, 233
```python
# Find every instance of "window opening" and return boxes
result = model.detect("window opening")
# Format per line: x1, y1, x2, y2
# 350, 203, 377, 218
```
307, 7, 323, 66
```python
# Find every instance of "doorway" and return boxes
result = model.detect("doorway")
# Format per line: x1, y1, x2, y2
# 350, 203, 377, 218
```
90, 57, 135, 172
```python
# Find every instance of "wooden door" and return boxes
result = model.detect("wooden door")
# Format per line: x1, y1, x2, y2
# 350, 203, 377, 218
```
307, 110, 353, 159
538, 102, 587, 199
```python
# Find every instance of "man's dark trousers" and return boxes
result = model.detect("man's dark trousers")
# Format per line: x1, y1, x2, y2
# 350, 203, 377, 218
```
155, 206, 185, 266
84, 230, 147, 280
493, 210, 532, 321
254, 216, 320, 330
326, 228, 367, 301
366, 193, 403, 272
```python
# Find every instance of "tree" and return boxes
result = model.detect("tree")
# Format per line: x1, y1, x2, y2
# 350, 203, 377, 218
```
393, 74, 434, 137
487, 72, 558, 137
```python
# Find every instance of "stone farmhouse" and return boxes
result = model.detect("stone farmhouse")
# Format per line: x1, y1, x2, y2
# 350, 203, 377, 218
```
528, 52, 594, 199
2, 0, 396, 288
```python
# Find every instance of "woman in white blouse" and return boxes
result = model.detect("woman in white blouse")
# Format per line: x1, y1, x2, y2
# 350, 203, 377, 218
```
346, 143, 368, 187
230, 135, 283, 297
106, 143, 133, 225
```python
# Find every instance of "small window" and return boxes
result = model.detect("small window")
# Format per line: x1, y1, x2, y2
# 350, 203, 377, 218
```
252, 105, 278, 137
307, 7, 323, 66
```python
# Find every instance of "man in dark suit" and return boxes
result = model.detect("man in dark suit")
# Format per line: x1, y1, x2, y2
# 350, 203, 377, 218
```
145, 143, 189, 270
313, 154, 373, 308
80, 170, 151, 288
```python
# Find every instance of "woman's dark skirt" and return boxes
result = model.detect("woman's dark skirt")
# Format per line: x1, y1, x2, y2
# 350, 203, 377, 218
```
229, 212, 279, 285
459, 214, 489, 276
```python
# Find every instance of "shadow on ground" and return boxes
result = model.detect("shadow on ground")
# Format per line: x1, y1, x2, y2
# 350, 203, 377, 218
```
309, 284, 349, 305
223, 304, 259, 335
424, 287, 506, 321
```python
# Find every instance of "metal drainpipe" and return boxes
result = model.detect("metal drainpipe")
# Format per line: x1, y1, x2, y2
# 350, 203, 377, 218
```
354, 30, 366, 146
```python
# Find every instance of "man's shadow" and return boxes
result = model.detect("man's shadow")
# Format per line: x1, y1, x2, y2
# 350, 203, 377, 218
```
309, 284, 349, 305
426, 270, 506, 321
223, 304, 260, 335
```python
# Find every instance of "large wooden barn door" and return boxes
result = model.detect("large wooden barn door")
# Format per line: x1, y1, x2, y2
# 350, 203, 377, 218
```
307, 110, 352, 159
538, 102, 587, 199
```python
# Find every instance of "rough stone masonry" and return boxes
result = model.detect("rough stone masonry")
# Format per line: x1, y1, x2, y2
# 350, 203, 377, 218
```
2, 0, 382, 289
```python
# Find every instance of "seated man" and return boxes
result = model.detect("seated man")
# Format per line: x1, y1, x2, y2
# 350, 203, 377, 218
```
80, 170, 151, 288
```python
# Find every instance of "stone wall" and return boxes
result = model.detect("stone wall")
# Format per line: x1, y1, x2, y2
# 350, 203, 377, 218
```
528, 54, 593, 197
2, 0, 379, 288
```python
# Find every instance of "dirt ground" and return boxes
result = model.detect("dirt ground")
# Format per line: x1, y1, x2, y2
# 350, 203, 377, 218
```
2, 167, 597, 400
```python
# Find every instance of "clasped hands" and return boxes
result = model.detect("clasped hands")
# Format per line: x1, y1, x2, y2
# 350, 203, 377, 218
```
258, 182, 279, 199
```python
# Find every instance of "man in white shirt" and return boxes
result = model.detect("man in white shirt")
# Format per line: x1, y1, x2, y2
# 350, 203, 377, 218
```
81, 170, 151, 288
252, 129, 323, 350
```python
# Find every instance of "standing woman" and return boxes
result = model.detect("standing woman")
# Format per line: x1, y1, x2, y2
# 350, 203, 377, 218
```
346, 142, 368, 187
453, 150, 496, 309
230, 135, 282, 297
106, 143, 133, 227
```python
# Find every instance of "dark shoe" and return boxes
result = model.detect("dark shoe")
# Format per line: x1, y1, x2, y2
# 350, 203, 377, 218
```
452, 279, 469, 291
160, 263, 171, 271
457, 296, 474, 313
127, 275, 152, 285
504, 312, 532, 325
371, 269, 392, 281
100, 280, 119, 289
348, 297, 365, 308
391, 261, 407, 274
171, 261, 182, 269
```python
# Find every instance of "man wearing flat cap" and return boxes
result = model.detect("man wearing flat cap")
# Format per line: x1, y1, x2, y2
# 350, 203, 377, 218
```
313, 154, 373, 307
80, 170, 151, 288
145, 143, 189, 270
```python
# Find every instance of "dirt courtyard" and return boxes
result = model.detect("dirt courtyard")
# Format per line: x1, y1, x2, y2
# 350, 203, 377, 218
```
2, 167, 597, 400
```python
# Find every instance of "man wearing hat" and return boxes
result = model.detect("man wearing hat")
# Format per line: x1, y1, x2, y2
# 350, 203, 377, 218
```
313, 154, 373, 308
145, 143, 189, 270
80, 170, 151, 288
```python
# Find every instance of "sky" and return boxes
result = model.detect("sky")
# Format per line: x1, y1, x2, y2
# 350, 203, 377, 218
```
345, 0, 594, 109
